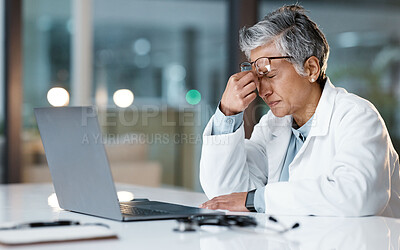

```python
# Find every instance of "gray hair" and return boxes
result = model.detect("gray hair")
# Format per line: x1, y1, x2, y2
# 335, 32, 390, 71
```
239, 5, 329, 83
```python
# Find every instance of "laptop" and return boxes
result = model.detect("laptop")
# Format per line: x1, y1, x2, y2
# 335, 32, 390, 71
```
34, 106, 221, 221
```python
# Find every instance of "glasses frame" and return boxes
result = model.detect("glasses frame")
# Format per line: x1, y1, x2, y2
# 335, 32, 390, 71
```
240, 56, 293, 75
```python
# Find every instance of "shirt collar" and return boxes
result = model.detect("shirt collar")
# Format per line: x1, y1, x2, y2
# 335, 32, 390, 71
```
292, 114, 314, 140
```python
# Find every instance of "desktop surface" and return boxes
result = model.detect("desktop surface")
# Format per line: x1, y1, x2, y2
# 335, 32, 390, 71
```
0, 183, 399, 249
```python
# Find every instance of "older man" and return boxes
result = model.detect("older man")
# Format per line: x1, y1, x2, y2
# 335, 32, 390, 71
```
199, 5, 400, 217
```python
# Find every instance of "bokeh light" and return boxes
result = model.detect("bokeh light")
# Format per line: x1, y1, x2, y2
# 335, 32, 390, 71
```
47, 193, 60, 209
113, 89, 134, 108
186, 89, 201, 105
47, 87, 70, 107
117, 191, 135, 202
166, 64, 186, 82
133, 38, 151, 55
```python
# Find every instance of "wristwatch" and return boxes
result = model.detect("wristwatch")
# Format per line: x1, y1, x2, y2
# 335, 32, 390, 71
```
245, 189, 257, 212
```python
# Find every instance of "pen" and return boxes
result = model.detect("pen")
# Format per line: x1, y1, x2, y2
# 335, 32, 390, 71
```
0, 220, 80, 230
19, 220, 80, 228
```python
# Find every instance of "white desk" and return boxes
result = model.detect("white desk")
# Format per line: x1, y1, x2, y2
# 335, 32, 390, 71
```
0, 183, 399, 249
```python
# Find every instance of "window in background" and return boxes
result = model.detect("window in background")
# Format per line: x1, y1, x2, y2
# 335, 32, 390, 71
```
259, 1, 400, 152
21, 0, 228, 191
22, 0, 72, 183
93, 0, 228, 191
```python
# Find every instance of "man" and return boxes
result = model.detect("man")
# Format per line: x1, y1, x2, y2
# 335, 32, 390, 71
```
199, 5, 400, 217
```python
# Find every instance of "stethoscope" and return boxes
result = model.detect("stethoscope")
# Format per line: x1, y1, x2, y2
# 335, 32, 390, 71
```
174, 214, 300, 234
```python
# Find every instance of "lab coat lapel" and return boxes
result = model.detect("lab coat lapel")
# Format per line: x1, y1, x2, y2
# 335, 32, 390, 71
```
266, 115, 292, 182
309, 78, 337, 138
290, 78, 337, 166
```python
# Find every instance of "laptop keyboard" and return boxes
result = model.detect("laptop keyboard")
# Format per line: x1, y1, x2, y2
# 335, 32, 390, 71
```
120, 204, 171, 216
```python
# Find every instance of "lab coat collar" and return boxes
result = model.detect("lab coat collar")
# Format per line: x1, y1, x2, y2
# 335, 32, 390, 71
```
267, 114, 292, 138
309, 78, 337, 137
268, 78, 337, 138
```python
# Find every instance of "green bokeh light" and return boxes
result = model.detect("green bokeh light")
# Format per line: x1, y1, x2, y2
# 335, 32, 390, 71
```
186, 89, 201, 105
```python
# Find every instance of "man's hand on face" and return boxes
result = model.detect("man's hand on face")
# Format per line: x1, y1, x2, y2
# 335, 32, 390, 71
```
220, 71, 258, 116
199, 192, 249, 212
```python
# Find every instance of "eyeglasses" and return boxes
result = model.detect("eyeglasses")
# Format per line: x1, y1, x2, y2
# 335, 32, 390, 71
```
240, 56, 293, 75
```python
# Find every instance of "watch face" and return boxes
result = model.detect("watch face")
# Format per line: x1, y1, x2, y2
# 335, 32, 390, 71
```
245, 190, 257, 212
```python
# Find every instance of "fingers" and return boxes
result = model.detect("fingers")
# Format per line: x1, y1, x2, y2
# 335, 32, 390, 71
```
241, 81, 257, 97
243, 91, 257, 104
231, 70, 255, 80
220, 71, 259, 116
200, 197, 231, 210
235, 82, 257, 108
231, 81, 257, 101
231, 71, 258, 89
199, 192, 249, 212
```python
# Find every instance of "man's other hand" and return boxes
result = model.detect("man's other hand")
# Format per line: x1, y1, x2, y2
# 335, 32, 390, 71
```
199, 192, 249, 212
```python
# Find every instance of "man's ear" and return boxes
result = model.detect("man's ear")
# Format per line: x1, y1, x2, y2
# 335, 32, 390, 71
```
304, 56, 321, 83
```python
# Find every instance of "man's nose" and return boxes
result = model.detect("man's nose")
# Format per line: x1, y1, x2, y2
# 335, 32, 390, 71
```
257, 79, 272, 97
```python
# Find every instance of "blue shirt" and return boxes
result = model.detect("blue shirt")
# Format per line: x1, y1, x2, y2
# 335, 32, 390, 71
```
211, 105, 314, 213
211, 105, 244, 135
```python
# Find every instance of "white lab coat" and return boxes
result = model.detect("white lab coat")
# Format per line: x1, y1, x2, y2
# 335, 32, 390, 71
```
200, 79, 400, 217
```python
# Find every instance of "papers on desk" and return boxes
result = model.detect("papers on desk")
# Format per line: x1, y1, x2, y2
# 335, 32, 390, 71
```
0, 225, 118, 246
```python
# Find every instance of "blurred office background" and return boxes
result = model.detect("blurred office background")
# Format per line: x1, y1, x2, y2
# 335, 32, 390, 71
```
1, 0, 399, 191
